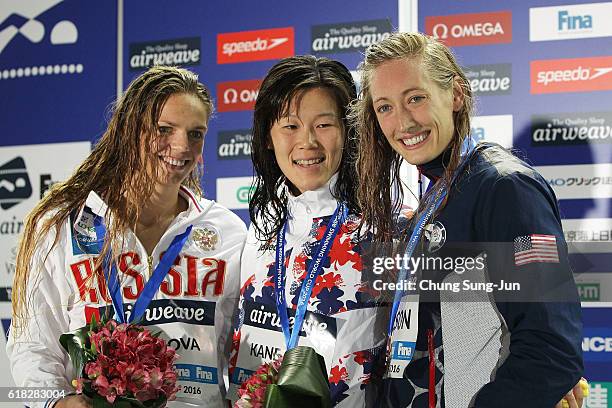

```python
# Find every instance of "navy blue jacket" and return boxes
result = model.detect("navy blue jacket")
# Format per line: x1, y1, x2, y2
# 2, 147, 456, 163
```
383, 143, 583, 408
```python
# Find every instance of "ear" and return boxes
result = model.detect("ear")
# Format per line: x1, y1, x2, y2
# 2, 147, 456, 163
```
451, 76, 465, 112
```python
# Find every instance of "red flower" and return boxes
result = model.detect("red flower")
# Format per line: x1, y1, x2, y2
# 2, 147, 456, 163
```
353, 351, 370, 366
328, 233, 362, 270
234, 356, 283, 408
74, 319, 179, 405
329, 365, 348, 385
312, 272, 343, 297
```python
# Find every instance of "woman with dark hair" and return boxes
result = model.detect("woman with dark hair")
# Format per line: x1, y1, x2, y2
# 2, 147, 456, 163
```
229, 55, 385, 407
7, 66, 246, 408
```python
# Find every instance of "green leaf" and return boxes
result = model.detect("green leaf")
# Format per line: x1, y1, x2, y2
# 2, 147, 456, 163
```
89, 313, 97, 331
92, 394, 112, 408
59, 325, 91, 377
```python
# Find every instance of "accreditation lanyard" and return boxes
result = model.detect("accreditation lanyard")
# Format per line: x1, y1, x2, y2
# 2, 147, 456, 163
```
388, 137, 478, 338
274, 202, 348, 350
93, 219, 192, 324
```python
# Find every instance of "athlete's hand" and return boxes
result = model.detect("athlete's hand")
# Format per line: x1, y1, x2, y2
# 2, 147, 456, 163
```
554, 377, 589, 408
54, 394, 92, 408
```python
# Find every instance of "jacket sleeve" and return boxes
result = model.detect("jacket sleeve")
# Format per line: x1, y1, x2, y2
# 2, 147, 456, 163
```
211, 210, 247, 401
6, 223, 74, 407
471, 171, 583, 407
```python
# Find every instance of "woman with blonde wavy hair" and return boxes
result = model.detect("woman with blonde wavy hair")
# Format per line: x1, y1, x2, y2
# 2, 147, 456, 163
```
7, 66, 246, 408
350, 32, 585, 408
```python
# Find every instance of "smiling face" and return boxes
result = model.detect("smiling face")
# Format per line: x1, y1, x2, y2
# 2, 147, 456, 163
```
269, 87, 344, 194
153, 92, 209, 189
369, 57, 464, 165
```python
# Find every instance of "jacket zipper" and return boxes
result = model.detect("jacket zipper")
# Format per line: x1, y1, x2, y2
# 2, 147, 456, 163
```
428, 328, 436, 408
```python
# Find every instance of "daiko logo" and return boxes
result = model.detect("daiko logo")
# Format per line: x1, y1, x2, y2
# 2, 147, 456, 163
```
216, 79, 262, 112
217, 27, 294, 64
425, 11, 512, 46
531, 56, 612, 94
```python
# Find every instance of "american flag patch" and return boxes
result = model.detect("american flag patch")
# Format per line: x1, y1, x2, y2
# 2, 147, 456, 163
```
514, 234, 559, 266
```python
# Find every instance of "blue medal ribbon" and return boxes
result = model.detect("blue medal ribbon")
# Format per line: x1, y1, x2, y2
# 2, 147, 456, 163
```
275, 202, 348, 350
93, 219, 192, 323
387, 136, 478, 337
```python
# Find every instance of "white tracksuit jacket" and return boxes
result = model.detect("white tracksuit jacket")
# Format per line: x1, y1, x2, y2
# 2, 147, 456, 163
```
229, 178, 386, 407
6, 186, 246, 407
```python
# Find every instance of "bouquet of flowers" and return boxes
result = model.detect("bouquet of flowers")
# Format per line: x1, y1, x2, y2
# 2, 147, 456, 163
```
234, 346, 331, 408
235, 356, 283, 408
60, 317, 179, 408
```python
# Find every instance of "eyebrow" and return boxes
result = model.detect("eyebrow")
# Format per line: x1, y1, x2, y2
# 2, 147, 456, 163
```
158, 120, 207, 130
283, 112, 338, 120
372, 88, 423, 104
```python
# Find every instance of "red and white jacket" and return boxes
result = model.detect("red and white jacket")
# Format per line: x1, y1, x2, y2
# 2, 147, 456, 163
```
6, 186, 246, 407
228, 177, 386, 407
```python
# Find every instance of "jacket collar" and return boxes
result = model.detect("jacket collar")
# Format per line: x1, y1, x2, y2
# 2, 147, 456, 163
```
286, 173, 339, 219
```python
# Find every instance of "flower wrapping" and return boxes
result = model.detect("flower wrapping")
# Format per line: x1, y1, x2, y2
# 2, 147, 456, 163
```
234, 346, 331, 408
60, 317, 179, 408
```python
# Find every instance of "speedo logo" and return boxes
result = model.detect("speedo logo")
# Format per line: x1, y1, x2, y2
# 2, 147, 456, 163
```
531, 56, 612, 94
217, 27, 294, 64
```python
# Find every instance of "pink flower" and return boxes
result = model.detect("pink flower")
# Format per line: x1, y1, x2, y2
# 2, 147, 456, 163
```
72, 319, 179, 405
234, 355, 283, 408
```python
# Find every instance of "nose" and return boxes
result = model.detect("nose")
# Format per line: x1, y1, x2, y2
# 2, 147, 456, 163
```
398, 104, 418, 133
166, 128, 190, 152
298, 126, 319, 148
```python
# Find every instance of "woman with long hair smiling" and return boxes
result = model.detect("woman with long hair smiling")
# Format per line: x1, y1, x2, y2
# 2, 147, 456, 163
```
229, 55, 385, 407
8, 66, 246, 408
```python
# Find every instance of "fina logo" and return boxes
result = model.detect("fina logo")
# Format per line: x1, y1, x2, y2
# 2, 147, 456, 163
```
0, 0, 78, 55
558, 10, 592, 32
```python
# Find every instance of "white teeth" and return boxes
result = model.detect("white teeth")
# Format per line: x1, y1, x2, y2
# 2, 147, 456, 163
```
294, 158, 324, 166
402, 133, 426, 146
161, 156, 186, 166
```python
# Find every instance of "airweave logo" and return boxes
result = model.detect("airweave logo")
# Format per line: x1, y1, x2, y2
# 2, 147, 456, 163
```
531, 56, 612, 94
129, 37, 200, 70
216, 79, 261, 112
530, 3, 612, 42
425, 11, 512, 46
311, 19, 392, 54
217, 130, 252, 160
464, 64, 511, 95
531, 112, 612, 146
217, 27, 294, 64
0, 157, 32, 210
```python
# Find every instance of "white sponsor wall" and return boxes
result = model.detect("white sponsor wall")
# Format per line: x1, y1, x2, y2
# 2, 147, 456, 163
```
0, 142, 90, 392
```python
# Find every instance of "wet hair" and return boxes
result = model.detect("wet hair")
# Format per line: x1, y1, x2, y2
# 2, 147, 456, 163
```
249, 55, 359, 241
349, 32, 473, 241
12, 66, 213, 334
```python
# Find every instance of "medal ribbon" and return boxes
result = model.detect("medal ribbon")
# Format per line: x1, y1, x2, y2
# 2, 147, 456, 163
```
387, 137, 478, 338
93, 219, 192, 323
275, 202, 348, 350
